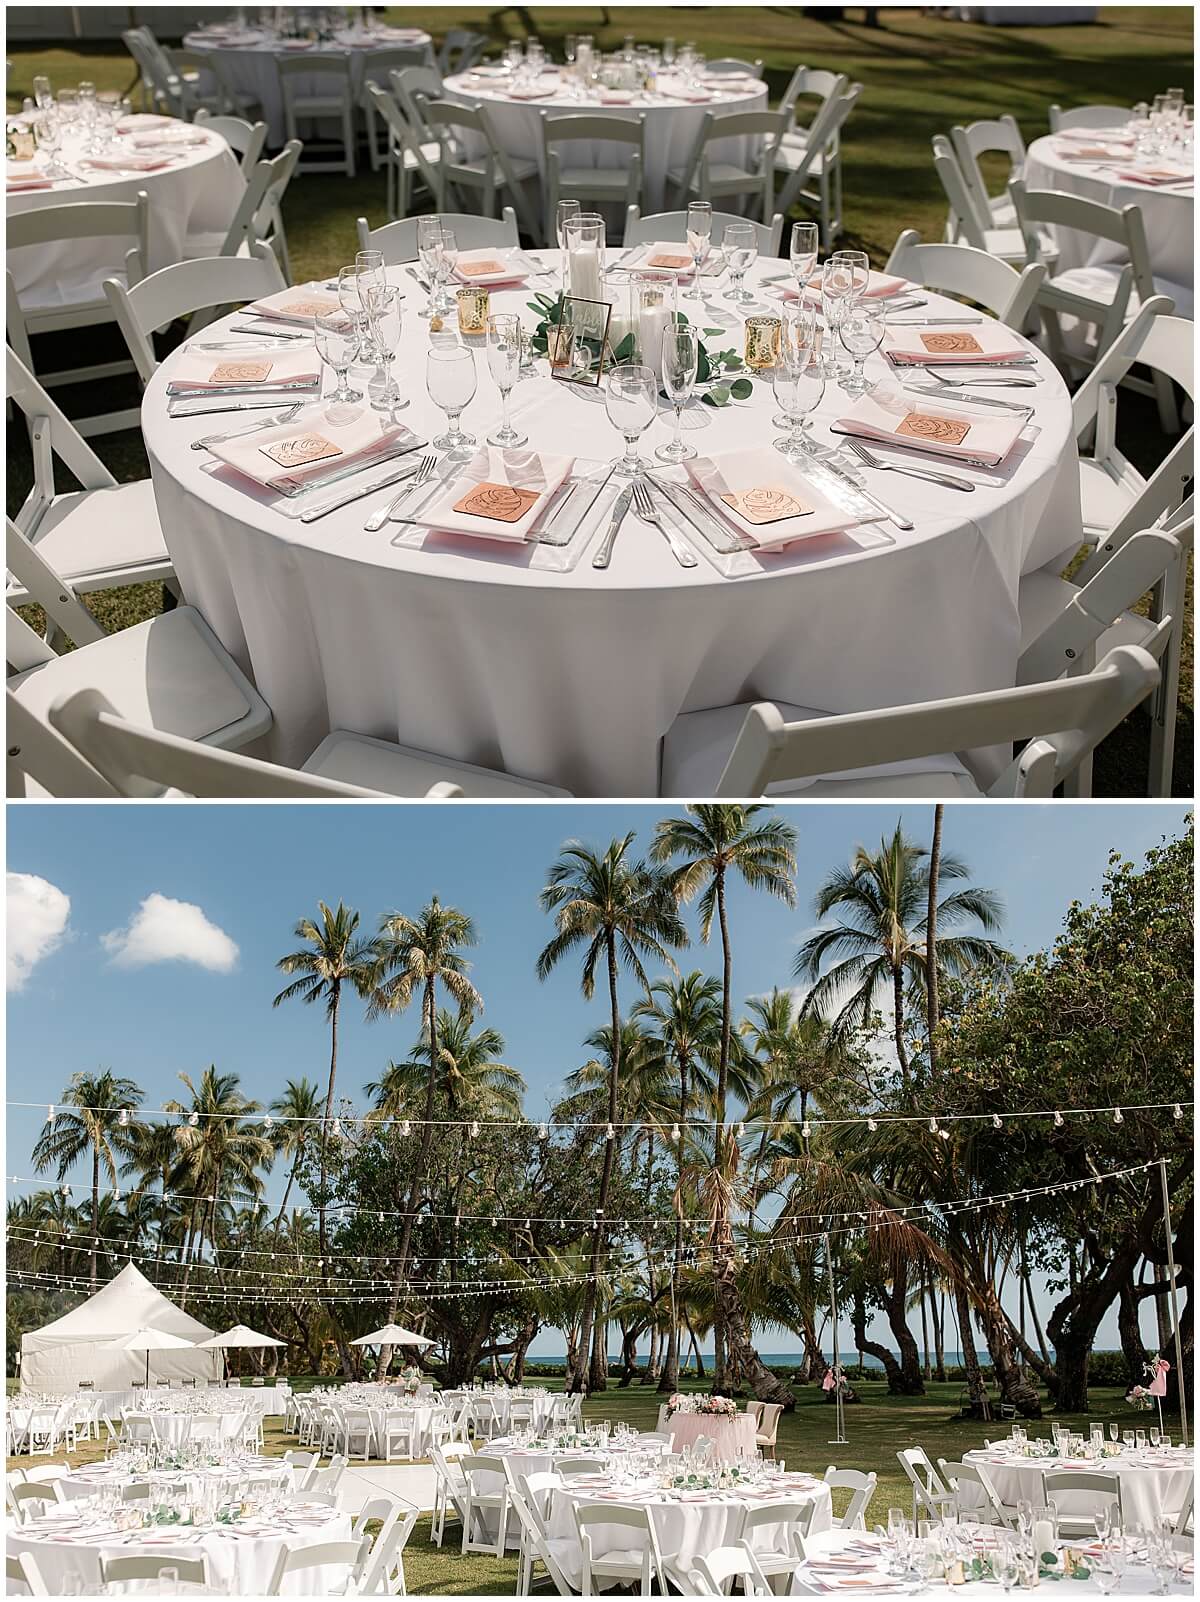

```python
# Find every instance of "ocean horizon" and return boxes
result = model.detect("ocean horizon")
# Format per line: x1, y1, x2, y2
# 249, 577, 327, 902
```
521, 1350, 1068, 1368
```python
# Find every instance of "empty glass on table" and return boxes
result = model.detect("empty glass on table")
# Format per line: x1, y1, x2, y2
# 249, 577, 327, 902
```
789, 221, 819, 298
685, 201, 713, 301
605, 363, 658, 475
773, 308, 826, 458
427, 344, 477, 461
722, 222, 758, 305
838, 298, 886, 395
655, 324, 699, 461
486, 313, 527, 447
314, 310, 361, 404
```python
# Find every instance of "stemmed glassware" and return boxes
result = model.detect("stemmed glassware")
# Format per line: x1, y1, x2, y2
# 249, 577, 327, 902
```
486, 313, 527, 446
434, 228, 459, 316
314, 309, 361, 404
367, 287, 406, 415
605, 363, 658, 475
838, 299, 886, 394
685, 201, 712, 301
426, 345, 477, 460
722, 222, 758, 304
337, 265, 371, 367
655, 324, 699, 461
819, 258, 853, 379
773, 308, 826, 458
416, 217, 444, 318
788, 221, 819, 300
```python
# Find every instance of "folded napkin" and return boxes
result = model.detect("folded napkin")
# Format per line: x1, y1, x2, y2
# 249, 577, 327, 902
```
660, 81, 713, 102
128, 128, 210, 148
422, 446, 573, 541
598, 89, 637, 104
243, 282, 344, 325
784, 269, 908, 303
1056, 124, 1133, 143
81, 152, 174, 172
453, 248, 528, 287
116, 113, 177, 132
835, 386, 1024, 465
209, 403, 417, 491
685, 446, 874, 548
1054, 143, 1132, 161
626, 242, 697, 276
169, 344, 319, 392
506, 82, 557, 100
6, 166, 52, 190
1115, 164, 1193, 185
883, 322, 1027, 365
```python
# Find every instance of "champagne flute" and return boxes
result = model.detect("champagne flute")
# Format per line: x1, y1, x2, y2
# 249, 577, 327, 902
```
367, 287, 406, 415
685, 201, 712, 301
556, 198, 581, 282
337, 265, 371, 365
789, 221, 819, 300
416, 217, 444, 318
722, 222, 758, 305
838, 298, 886, 394
426, 345, 477, 461
314, 310, 361, 404
605, 363, 658, 474
655, 324, 699, 461
33, 74, 54, 112
434, 228, 459, 315
820, 258, 853, 379
486, 313, 526, 446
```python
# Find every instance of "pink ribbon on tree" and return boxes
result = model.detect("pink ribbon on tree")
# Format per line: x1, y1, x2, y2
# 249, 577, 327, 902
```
1148, 1358, 1170, 1397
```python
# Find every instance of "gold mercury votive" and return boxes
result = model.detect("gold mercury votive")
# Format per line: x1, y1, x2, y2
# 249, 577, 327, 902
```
744, 315, 782, 369
456, 286, 490, 335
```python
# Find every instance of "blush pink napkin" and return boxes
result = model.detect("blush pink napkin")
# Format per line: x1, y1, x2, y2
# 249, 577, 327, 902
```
836, 388, 1025, 466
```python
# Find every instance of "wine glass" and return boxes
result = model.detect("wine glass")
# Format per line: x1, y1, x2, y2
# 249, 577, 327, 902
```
368, 287, 406, 415
655, 324, 699, 461
789, 221, 819, 300
1150, 1427, 1161, 1449
773, 310, 826, 458
820, 259, 853, 379
314, 310, 361, 403
434, 228, 459, 316
831, 248, 871, 302
486, 313, 526, 446
416, 217, 444, 318
685, 201, 712, 301
605, 363, 658, 475
426, 345, 477, 460
1109, 1423, 1119, 1443
556, 199, 581, 280
32, 74, 54, 112
838, 299, 886, 394
722, 222, 758, 304
337, 265, 371, 364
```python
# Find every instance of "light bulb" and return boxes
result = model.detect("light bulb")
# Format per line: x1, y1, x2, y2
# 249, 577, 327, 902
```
264, 1115, 273, 1132
1173, 1104, 1182, 1120
332, 1117, 341, 1137
470, 1121, 480, 1138
189, 1111, 199, 1127
605, 1123, 615, 1140
671, 1123, 680, 1141
1053, 1111, 1064, 1128
867, 1117, 877, 1132
118, 1108, 128, 1127
929, 1117, 938, 1134
801, 1120, 811, 1139
1113, 1108, 1123, 1124
992, 1114, 1002, 1129
47, 1105, 55, 1126
401, 1120, 410, 1137
538, 1122, 549, 1140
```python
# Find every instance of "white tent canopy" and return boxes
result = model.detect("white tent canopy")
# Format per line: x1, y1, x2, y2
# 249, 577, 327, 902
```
20, 1262, 221, 1395
350, 1323, 433, 1348
198, 1325, 285, 1349
103, 1325, 195, 1387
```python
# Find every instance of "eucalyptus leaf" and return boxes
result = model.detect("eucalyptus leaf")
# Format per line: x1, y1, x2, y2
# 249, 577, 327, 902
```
730, 377, 753, 400
702, 384, 732, 407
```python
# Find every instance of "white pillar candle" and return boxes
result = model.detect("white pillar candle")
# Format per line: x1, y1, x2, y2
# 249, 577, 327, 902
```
1032, 1519, 1055, 1562
638, 304, 670, 379
568, 243, 602, 303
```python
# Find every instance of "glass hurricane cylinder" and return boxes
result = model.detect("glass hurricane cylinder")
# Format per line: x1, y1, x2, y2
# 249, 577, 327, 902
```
631, 271, 678, 380
563, 213, 606, 302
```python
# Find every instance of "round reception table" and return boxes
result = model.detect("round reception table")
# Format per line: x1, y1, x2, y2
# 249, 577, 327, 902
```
142, 256, 1082, 797
962, 1442, 1194, 1532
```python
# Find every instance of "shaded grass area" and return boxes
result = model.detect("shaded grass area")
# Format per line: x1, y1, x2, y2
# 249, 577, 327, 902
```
6, 1377, 1137, 1595
6, 7, 1192, 795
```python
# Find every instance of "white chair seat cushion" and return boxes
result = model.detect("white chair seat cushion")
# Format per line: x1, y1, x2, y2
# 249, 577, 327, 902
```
397, 140, 443, 170
9, 607, 263, 745
1017, 569, 1158, 656
302, 730, 572, 797
589, 1547, 651, 1572
451, 155, 538, 182
1048, 264, 1193, 322
672, 162, 759, 188
1078, 456, 1137, 537
12, 480, 170, 594
19, 267, 130, 319
774, 143, 827, 176
555, 166, 633, 193
661, 700, 982, 797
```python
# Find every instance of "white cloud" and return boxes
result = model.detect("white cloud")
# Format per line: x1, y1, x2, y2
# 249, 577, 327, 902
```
101, 893, 238, 974
7, 872, 71, 992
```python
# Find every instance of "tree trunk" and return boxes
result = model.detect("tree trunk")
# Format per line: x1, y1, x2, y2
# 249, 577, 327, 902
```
684, 1317, 706, 1378
1153, 1264, 1171, 1355
920, 1271, 931, 1381
659, 1064, 686, 1395
272, 1155, 299, 1241
712, 866, 732, 1392
384, 977, 440, 1378
582, 936, 622, 1394
954, 1275, 991, 1419
318, 982, 340, 1259
925, 803, 943, 1077
892, 963, 909, 1082
934, 1287, 947, 1382
852, 1292, 906, 1394
1117, 1272, 1147, 1386
90, 1145, 100, 1293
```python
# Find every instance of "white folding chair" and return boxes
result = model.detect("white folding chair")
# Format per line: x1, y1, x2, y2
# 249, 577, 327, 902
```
1042, 1469, 1123, 1539
341, 1408, 376, 1463
438, 30, 488, 76
121, 27, 186, 117
541, 111, 644, 244
883, 229, 1046, 329
184, 141, 301, 279
931, 139, 1051, 267
897, 1447, 958, 1523
389, 64, 445, 148
949, 115, 1026, 234
6, 1552, 49, 1595
740, 1499, 813, 1584
507, 1474, 579, 1596
577, 1502, 667, 1596
824, 1467, 878, 1529
417, 97, 541, 239
6, 192, 149, 436
6, 349, 174, 609
309, 1453, 348, 1497
623, 205, 783, 258
460, 1454, 511, 1557
357, 1497, 419, 1595
431, 1441, 472, 1547
685, 1544, 773, 1596
668, 108, 789, 221
266, 1536, 371, 1595
1174, 1481, 1193, 1535
10, 1481, 62, 1518
103, 240, 286, 383
706, 57, 764, 77
1049, 104, 1130, 133
362, 45, 430, 171
356, 205, 518, 264
102, 1553, 209, 1587
363, 82, 443, 220
277, 52, 356, 175
939, 1459, 1016, 1528
775, 78, 859, 244
378, 1408, 417, 1462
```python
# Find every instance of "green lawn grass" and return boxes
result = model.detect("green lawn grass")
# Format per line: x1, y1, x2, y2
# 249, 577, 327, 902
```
7, 1375, 1145, 1594
5, 6, 1193, 794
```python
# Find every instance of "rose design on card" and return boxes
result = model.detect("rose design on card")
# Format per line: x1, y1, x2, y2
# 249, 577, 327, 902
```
647, 253, 692, 270
280, 296, 340, 318
720, 486, 811, 524
457, 259, 505, 277
919, 332, 983, 355
454, 482, 540, 522
897, 411, 971, 445
260, 433, 342, 468
209, 360, 273, 384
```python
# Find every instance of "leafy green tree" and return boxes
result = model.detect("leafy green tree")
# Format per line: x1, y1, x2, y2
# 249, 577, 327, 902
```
267, 1078, 323, 1241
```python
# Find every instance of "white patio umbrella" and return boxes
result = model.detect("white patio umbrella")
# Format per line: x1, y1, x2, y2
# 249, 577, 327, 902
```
199, 1324, 286, 1380
103, 1326, 195, 1387
350, 1323, 434, 1349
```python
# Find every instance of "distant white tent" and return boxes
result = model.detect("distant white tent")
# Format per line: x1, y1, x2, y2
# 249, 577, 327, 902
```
20, 1262, 221, 1395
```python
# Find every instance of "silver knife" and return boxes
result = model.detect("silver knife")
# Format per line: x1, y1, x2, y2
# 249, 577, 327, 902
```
821, 457, 913, 532
191, 403, 304, 450
829, 427, 995, 471
276, 439, 423, 499
230, 323, 308, 340
406, 267, 432, 294
167, 379, 319, 400
169, 394, 312, 419
887, 316, 984, 326
592, 486, 633, 568
297, 459, 427, 523
646, 473, 753, 554
904, 386, 1035, 414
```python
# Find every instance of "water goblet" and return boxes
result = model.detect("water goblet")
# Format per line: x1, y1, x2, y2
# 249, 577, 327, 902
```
486, 313, 527, 446
789, 221, 819, 299
1109, 1423, 1119, 1443
336, 264, 371, 363
314, 310, 362, 403
32, 74, 53, 111
838, 298, 886, 394
655, 324, 699, 461
831, 248, 870, 302
1122, 1431, 1134, 1449
1150, 1427, 1161, 1448
722, 222, 758, 304
426, 344, 477, 460
773, 351, 825, 461
685, 200, 712, 300
605, 362, 658, 474
1136, 1429, 1147, 1452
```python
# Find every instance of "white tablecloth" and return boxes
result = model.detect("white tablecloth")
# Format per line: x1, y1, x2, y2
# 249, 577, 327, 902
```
144, 259, 1081, 797
55, 1455, 291, 1503
96, 1386, 289, 1416
183, 27, 435, 144
1023, 131, 1194, 302
6, 1500, 351, 1595
444, 68, 769, 215
548, 1471, 833, 1571
962, 1446, 1194, 1531
6, 123, 240, 309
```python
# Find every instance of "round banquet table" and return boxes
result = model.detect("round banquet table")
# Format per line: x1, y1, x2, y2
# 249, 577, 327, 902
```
122, 1411, 249, 1446
1023, 130, 1194, 302
89, 1384, 289, 1415
961, 1444, 1194, 1531
444, 67, 769, 215
547, 1469, 833, 1572
183, 25, 435, 145
143, 259, 1082, 798
662, 1410, 757, 1462
55, 1454, 291, 1503
6, 119, 240, 311
6, 1498, 353, 1595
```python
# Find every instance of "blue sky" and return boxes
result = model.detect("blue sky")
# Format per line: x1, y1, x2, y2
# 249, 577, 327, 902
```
8, 801, 1188, 1354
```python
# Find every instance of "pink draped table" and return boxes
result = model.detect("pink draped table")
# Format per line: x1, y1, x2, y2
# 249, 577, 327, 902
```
663, 1410, 757, 1462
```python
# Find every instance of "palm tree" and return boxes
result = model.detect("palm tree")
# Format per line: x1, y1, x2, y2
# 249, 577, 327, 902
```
926, 804, 945, 1075
537, 834, 687, 1392
268, 1079, 323, 1241
31, 1071, 143, 1289
740, 992, 858, 1186
633, 971, 722, 1393
273, 902, 379, 1255
370, 1011, 524, 1124
372, 897, 482, 1361
795, 823, 1008, 1082
650, 806, 796, 1399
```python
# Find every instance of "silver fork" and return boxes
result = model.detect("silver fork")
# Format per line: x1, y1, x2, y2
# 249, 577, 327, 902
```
925, 367, 1037, 390
363, 454, 436, 530
846, 439, 976, 493
631, 479, 697, 566
191, 402, 304, 451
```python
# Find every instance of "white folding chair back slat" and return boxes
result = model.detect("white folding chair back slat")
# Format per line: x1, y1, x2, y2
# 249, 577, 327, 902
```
774, 87, 860, 243
357, 206, 518, 264
670, 108, 790, 223
418, 97, 541, 240
1049, 104, 1131, 133
364, 82, 442, 219
624, 205, 783, 257
686, 1544, 773, 1596
266, 1536, 371, 1595
824, 1466, 879, 1530
938, 1459, 1016, 1528
883, 230, 1045, 329
576, 1501, 668, 1596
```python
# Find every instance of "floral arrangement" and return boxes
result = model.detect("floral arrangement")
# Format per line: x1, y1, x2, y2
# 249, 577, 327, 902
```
1126, 1355, 1169, 1411
665, 1393, 739, 1418
663, 1463, 752, 1492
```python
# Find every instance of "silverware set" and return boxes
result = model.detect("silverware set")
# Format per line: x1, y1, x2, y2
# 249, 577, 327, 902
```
362, 454, 437, 530
190, 402, 304, 451
631, 479, 697, 567
844, 438, 977, 492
